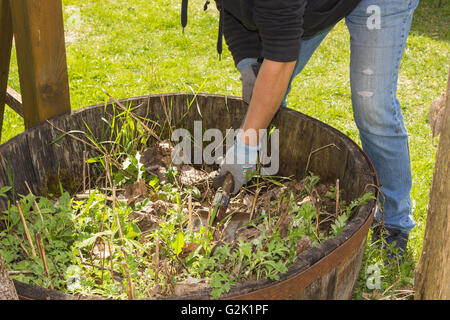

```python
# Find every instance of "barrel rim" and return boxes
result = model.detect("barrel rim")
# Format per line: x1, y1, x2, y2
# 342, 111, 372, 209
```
1, 93, 379, 300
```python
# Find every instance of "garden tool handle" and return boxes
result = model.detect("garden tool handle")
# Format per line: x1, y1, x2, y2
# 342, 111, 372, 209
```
215, 172, 235, 221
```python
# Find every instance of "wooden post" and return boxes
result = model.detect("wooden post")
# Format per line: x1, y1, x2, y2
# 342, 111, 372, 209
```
0, 0, 13, 142
9, 0, 71, 129
414, 68, 450, 300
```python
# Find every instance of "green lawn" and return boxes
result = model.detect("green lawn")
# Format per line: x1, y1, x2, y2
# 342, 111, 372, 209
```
1, 0, 449, 299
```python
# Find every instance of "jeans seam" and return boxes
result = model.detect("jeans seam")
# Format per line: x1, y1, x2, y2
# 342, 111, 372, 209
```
391, 9, 414, 130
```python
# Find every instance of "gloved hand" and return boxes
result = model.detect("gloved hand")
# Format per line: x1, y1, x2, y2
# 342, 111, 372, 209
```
237, 58, 262, 104
213, 136, 260, 195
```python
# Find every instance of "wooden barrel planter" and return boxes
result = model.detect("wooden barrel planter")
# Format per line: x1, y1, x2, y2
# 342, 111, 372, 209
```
0, 93, 378, 300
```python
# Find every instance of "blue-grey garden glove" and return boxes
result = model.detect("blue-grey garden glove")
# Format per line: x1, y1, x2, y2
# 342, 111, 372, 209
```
237, 58, 262, 104
213, 137, 260, 195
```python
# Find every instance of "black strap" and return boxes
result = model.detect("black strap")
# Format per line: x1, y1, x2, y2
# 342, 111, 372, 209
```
204, 0, 210, 11
181, 0, 223, 61
181, 0, 188, 33
217, 1, 224, 61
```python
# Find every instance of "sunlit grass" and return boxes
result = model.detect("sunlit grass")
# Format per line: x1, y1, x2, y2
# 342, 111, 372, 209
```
1, 0, 449, 299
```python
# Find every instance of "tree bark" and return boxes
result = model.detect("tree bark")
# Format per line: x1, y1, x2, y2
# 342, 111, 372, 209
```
0, 253, 18, 300
415, 68, 450, 300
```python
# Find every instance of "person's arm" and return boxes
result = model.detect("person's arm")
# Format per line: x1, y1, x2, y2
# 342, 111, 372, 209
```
213, 59, 296, 194
213, 0, 306, 194
239, 0, 306, 145
240, 59, 296, 146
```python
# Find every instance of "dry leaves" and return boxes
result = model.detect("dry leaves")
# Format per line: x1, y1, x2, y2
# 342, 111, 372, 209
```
173, 276, 210, 296
179, 165, 208, 185
92, 240, 114, 259
296, 237, 312, 256
140, 140, 173, 184
124, 179, 148, 205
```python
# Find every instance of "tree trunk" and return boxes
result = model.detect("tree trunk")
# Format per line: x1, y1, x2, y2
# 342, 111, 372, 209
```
0, 253, 18, 300
415, 68, 450, 300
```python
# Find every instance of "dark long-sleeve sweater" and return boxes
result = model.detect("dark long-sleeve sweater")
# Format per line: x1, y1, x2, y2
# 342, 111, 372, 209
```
222, 0, 362, 65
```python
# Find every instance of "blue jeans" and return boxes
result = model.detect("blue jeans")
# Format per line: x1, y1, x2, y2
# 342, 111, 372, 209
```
291, 0, 419, 235
239, 0, 419, 235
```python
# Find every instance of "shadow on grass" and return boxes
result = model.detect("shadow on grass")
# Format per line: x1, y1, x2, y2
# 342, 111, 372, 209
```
410, 0, 449, 43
